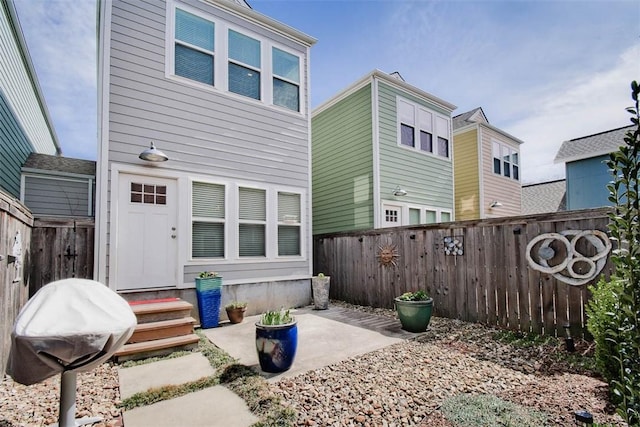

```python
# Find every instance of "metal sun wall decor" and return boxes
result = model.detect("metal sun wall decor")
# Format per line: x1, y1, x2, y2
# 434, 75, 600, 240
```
376, 240, 400, 268
443, 236, 464, 256
525, 229, 612, 286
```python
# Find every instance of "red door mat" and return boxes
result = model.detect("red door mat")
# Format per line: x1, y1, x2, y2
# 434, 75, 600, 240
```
128, 298, 181, 306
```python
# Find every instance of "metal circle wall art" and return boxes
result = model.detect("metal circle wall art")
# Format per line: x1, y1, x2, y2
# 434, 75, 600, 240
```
525, 229, 612, 286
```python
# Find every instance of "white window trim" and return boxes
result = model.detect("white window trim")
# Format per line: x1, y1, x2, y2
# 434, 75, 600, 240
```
396, 96, 451, 160
165, 1, 305, 114
382, 202, 453, 227
189, 178, 306, 261
491, 139, 520, 181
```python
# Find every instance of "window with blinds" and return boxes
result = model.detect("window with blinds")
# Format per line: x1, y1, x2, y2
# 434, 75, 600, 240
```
272, 47, 299, 112
192, 182, 225, 258
175, 9, 215, 86
278, 192, 300, 256
239, 187, 266, 257
228, 30, 261, 100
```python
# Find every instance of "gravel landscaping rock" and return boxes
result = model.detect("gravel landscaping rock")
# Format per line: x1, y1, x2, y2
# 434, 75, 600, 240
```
0, 301, 627, 426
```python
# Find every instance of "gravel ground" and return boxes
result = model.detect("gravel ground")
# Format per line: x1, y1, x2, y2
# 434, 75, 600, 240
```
0, 301, 626, 426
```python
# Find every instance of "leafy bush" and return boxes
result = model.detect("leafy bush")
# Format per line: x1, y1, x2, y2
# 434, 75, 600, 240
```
586, 277, 623, 382
441, 393, 547, 427
587, 80, 640, 425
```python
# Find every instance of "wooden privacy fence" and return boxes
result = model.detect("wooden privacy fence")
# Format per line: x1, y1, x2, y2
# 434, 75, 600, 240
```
314, 208, 614, 338
0, 192, 33, 374
27, 218, 95, 297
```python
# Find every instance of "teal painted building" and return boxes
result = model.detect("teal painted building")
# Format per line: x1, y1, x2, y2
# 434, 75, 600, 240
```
312, 70, 456, 235
554, 126, 632, 210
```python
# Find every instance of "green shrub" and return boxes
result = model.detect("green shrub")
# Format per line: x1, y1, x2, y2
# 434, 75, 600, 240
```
441, 393, 547, 427
586, 277, 624, 383
591, 80, 640, 425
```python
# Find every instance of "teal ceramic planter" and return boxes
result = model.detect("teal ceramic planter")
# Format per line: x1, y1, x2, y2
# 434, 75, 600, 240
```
394, 298, 433, 332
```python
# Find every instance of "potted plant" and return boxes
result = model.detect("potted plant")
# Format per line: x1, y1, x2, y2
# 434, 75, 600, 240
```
255, 308, 298, 373
195, 271, 222, 328
225, 301, 247, 324
394, 290, 433, 333
311, 272, 331, 310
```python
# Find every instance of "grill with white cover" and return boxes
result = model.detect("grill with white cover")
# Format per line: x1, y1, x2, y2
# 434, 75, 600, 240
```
7, 278, 136, 426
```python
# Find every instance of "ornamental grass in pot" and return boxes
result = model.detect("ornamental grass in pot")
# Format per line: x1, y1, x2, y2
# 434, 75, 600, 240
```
255, 308, 297, 373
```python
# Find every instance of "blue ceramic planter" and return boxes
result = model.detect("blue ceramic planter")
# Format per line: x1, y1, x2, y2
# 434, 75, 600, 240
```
255, 320, 298, 373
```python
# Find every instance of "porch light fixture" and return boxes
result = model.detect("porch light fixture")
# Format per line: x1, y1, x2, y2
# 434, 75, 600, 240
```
392, 185, 407, 197
489, 200, 503, 208
139, 142, 169, 162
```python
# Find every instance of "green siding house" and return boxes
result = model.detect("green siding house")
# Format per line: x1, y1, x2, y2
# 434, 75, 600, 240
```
312, 70, 456, 235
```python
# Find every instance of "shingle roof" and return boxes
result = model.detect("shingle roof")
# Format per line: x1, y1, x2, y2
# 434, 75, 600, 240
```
554, 125, 633, 164
521, 179, 566, 214
22, 153, 96, 176
452, 107, 487, 130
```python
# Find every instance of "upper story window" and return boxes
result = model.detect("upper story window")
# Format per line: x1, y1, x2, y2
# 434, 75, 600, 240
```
175, 9, 215, 86
272, 48, 300, 111
397, 98, 450, 159
492, 140, 519, 181
170, 6, 303, 113
228, 30, 261, 100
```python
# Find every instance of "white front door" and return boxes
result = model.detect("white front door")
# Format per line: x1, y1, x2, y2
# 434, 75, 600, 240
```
115, 174, 178, 290
382, 204, 403, 228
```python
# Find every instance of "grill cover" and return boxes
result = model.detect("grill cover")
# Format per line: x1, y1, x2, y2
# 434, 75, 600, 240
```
7, 279, 136, 385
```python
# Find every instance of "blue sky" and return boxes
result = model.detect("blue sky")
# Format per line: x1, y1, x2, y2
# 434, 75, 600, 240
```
13, 0, 640, 184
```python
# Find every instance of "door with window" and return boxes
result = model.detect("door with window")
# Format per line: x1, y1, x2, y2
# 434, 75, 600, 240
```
382, 204, 403, 228
115, 174, 178, 290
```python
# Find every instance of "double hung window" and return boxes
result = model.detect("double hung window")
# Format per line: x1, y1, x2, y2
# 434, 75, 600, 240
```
175, 9, 215, 86
492, 140, 520, 181
192, 182, 225, 258
278, 192, 301, 256
171, 7, 302, 112
239, 187, 266, 257
228, 30, 261, 100
397, 98, 450, 158
272, 48, 300, 111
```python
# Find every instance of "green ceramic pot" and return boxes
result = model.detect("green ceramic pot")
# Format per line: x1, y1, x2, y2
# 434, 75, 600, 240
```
394, 298, 433, 332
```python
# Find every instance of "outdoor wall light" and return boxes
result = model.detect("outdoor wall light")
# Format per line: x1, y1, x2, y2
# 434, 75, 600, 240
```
489, 200, 503, 208
139, 142, 169, 162
392, 185, 407, 197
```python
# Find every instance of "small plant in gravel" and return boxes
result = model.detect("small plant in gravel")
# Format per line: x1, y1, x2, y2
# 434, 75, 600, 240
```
493, 330, 556, 348
441, 393, 548, 426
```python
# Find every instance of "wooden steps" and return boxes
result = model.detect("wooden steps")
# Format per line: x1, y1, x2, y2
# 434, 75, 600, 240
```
114, 299, 199, 362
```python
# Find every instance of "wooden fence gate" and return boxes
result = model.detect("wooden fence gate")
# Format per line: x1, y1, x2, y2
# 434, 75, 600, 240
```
27, 218, 95, 297
314, 208, 613, 338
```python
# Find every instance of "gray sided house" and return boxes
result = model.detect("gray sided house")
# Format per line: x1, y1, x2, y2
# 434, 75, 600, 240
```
21, 153, 96, 218
312, 70, 456, 235
0, 0, 60, 198
97, 0, 316, 312
554, 125, 632, 210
